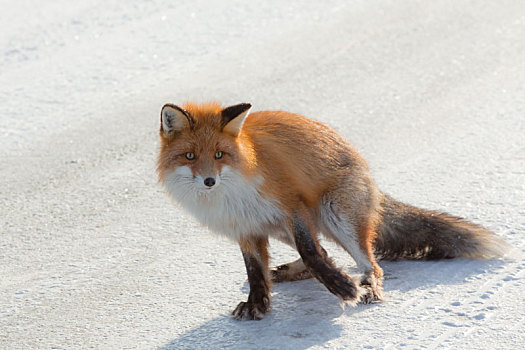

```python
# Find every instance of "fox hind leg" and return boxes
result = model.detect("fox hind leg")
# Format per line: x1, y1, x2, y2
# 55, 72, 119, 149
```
321, 200, 384, 303
271, 246, 331, 283
357, 220, 384, 303
271, 258, 313, 283
291, 206, 361, 306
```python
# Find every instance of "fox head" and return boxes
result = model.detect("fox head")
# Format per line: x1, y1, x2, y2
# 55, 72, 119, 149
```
157, 102, 252, 194
157, 102, 285, 237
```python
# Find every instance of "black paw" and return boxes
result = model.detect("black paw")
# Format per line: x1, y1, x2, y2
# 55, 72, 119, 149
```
232, 297, 270, 321
319, 273, 360, 303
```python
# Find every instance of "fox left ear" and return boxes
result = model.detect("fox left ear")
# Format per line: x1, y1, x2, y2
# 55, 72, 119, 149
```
221, 103, 252, 137
160, 104, 195, 136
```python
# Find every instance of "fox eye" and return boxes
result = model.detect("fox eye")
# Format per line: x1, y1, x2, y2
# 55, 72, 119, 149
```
214, 151, 223, 160
185, 152, 195, 160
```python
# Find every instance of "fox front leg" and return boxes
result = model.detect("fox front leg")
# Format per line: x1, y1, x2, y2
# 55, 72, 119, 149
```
232, 237, 271, 321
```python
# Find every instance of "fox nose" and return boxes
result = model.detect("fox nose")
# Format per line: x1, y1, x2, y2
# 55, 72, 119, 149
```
204, 177, 216, 187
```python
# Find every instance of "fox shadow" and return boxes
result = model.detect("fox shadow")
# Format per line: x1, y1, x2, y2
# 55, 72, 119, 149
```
379, 257, 508, 293
159, 278, 371, 350
160, 257, 507, 350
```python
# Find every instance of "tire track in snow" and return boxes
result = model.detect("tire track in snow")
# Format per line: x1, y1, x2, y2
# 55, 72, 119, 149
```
426, 260, 524, 349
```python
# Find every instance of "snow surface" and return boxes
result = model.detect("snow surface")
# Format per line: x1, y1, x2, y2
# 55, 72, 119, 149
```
1, 0, 524, 349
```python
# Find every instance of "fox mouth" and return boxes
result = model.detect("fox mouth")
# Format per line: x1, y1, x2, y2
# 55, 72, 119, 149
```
196, 186, 218, 196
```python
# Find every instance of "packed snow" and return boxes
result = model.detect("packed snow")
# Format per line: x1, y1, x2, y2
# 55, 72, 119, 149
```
1, 0, 524, 349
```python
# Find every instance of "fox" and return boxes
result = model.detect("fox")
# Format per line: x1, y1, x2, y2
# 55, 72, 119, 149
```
156, 101, 510, 321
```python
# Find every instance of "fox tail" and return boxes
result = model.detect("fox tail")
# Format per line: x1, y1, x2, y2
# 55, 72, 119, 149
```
374, 194, 511, 260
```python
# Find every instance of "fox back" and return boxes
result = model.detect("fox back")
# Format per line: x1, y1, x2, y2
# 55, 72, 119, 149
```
157, 102, 374, 238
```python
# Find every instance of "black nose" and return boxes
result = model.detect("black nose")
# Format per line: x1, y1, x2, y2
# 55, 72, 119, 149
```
204, 177, 216, 187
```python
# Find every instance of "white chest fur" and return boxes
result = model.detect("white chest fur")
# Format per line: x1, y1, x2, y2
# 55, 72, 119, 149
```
163, 166, 284, 240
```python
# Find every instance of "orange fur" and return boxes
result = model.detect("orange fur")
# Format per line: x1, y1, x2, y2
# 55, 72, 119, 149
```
157, 102, 258, 183
157, 101, 509, 319
157, 101, 381, 251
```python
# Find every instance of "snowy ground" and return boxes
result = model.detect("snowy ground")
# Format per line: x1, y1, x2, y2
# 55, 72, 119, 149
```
1, 0, 524, 349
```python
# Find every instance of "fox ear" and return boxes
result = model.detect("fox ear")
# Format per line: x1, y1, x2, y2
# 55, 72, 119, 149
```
160, 104, 195, 134
221, 103, 252, 136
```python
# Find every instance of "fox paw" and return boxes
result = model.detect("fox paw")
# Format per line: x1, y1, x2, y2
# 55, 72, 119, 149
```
271, 266, 312, 283
319, 273, 360, 306
359, 285, 384, 304
359, 276, 384, 304
232, 297, 270, 321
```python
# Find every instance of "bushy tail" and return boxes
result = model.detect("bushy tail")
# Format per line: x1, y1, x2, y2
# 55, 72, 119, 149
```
374, 194, 511, 260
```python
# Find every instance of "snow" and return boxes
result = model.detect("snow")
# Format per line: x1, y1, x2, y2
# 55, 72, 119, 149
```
1, 0, 524, 348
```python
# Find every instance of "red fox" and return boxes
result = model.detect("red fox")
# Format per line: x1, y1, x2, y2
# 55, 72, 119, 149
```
157, 102, 510, 321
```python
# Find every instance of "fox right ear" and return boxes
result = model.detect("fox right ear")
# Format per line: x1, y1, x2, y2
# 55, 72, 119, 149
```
221, 103, 252, 137
160, 104, 195, 134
